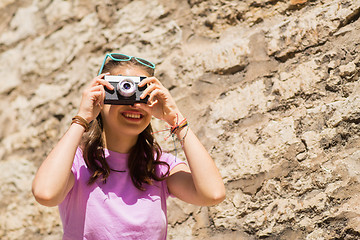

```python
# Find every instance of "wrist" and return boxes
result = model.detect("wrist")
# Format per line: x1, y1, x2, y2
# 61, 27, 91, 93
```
170, 115, 188, 137
76, 112, 93, 123
173, 119, 190, 145
71, 115, 90, 132
166, 112, 185, 127
70, 121, 87, 133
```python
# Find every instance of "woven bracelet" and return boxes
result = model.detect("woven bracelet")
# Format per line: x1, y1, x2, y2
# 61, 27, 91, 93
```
170, 118, 188, 135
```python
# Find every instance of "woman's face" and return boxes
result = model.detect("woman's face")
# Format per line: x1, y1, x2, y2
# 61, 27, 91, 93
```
101, 65, 152, 138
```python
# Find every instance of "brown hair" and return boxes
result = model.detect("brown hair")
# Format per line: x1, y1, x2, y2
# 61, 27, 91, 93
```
81, 58, 169, 190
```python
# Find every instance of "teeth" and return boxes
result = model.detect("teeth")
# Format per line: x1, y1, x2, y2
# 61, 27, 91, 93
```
124, 113, 141, 119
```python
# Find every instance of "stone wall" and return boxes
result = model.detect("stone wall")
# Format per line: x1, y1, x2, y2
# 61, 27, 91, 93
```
0, 0, 360, 239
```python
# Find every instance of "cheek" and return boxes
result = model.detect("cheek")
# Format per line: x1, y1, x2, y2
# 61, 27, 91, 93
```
100, 105, 117, 125
101, 105, 119, 117
101, 105, 111, 114
144, 115, 152, 125
100, 108, 108, 120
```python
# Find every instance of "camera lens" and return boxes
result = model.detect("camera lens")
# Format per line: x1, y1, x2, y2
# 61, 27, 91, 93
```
123, 83, 131, 90
117, 79, 136, 97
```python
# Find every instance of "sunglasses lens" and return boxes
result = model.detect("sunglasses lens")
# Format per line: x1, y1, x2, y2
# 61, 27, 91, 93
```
104, 53, 155, 69
136, 58, 155, 68
111, 54, 130, 60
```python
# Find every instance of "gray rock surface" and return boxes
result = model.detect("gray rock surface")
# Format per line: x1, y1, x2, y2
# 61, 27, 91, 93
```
1, 0, 360, 239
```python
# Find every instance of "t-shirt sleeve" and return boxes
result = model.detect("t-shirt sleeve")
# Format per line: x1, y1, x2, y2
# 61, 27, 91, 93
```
158, 152, 186, 178
71, 147, 84, 179
158, 152, 187, 198
60, 147, 84, 205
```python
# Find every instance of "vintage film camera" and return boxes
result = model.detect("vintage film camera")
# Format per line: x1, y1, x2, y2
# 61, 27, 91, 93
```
104, 75, 148, 105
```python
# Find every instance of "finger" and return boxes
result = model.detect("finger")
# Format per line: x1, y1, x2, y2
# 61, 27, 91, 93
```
89, 91, 103, 104
82, 86, 103, 102
140, 83, 158, 99
94, 75, 114, 90
92, 73, 107, 83
97, 72, 110, 79
92, 87, 106, 105
148, 89, 162, 104
134, 103, 152, 114
94, 79, 114, 90
138, 77, 160, 87
90, 73, 111, 87
89, 85, 104, 93
148, 99, 158, 107
95, 92, 104, 107
84, 86, 103, 104
98, 86, 106, 106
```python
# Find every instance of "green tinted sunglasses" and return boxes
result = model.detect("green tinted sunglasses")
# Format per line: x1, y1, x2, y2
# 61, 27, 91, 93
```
98, 53, 156, 75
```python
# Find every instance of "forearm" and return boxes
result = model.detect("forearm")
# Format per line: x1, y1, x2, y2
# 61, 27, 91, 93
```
176, 119, 226, 204
32, 74, 110, 206
32, 123, 84, 206
136, 76, 225, 205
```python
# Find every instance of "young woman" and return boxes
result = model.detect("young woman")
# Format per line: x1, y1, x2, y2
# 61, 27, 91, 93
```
32, 53, 225, 239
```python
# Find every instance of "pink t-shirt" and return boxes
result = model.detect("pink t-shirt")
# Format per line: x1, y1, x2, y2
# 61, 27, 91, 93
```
59, 148, 183, 240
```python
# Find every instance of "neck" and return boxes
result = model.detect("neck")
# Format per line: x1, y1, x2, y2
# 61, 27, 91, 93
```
102, 130, 138, 154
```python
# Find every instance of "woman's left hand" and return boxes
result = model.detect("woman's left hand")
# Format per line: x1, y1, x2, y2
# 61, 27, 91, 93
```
136, 77, 182, 126
137, 77, 226, 207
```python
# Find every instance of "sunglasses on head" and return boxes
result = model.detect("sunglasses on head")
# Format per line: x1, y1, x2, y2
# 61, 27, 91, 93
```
98, 53, 156, 75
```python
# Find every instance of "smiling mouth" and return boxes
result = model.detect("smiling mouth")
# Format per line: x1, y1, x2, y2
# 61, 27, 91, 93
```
122, 112, 143, 119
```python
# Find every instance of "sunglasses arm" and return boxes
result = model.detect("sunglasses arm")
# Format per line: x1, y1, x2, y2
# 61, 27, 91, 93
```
98, 54, 109, 75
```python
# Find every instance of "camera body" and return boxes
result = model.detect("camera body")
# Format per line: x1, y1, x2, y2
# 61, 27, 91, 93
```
104, 75, 148, 105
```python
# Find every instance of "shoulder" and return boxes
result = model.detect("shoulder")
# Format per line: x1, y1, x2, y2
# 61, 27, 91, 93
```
71, 147, 86, 175
159, 152, 181, 167
157, 152, 187, 177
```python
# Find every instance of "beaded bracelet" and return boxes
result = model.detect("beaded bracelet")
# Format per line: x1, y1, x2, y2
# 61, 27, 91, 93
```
71, 115, 90, 132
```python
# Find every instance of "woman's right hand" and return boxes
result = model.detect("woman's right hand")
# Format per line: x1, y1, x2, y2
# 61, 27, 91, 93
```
77, 73, 114, 122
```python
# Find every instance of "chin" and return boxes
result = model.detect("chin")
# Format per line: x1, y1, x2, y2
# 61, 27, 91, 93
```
118, 121, 151, 136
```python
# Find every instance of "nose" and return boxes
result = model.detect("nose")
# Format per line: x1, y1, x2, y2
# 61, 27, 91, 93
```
128, 104, 143, 111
